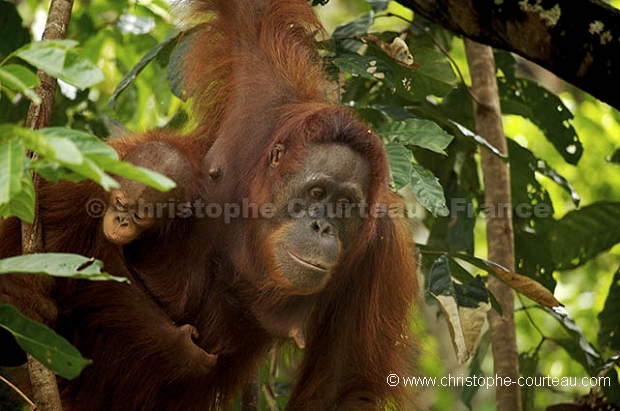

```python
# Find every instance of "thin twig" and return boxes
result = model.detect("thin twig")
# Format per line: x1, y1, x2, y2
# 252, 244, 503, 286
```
0, 374, 38, 410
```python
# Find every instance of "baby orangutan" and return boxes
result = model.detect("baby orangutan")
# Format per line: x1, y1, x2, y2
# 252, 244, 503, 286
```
103, 140, 193, 245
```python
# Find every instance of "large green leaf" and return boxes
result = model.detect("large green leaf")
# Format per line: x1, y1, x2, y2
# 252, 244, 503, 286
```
410, 163, 448, 217
0, 64, 41, 104
534, 306, 620, 403
365, 44, 456, 101
0, 174, 35, 222
0, 139, 25, 205
499, 77, 582, 165
508, 139, 557, 290
411, 47, 457, 96
1, 125, 118, 189
0, 253, 126, 282
0, 126, 175, 194
110, 31, 182, 108
545, 307, 602, 374
332, 54, 392, 83
0, 304, 90, 379
332, 12, 375, 53
40, 128, 176, 190
378, 118, 454, 155
597, 268, 620, 351
385, 143, 412, 190
462, 331, 491, 409
548, 201, 620, 270
95, 156, 176, 192
15, 40, 104, 90
2, 124, 84, 165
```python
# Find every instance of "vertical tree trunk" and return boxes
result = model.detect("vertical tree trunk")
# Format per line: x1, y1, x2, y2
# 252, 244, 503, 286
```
464, 39, 522, 411
23, 1, 75, 410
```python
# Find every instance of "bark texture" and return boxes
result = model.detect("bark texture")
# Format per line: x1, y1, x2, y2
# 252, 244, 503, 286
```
23, 0, 75, 410
465, 39, 521, 411
400, 0, 620, 109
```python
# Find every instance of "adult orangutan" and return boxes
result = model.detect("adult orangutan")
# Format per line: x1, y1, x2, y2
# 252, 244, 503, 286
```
0, 0, 419, 410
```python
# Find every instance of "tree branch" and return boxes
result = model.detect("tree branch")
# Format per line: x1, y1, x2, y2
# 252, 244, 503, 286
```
399, 0, 620, 109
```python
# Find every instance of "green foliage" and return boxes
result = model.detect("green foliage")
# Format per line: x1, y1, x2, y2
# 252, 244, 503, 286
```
549, 202, 620, 270
0, 125, 176, 222
598, 269, 620, 351
0, 253, 127, 281
0, 0, 177, 385
15, 40, 105, 90
0, 304, 90, 379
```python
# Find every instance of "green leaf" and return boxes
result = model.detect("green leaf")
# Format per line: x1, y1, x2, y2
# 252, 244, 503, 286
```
410, 163, 449, 217
597, 268, 620, 351
0, 64, 41, 104
385, 143, 412, 190
332, 54, 392, 83
0, 174, 35, 222
508, 139, 557, 290
1, 124, 84, 165
412, 47, 457, 95
444, 181, 475, 254
0, 253, 127, 282
0, 304, 90, 379
549, 201, 620, 270
28, 159, 87, 184
15, 40, 104, 90
38, 128, 175, 191
35, 128, 118, 190
462, 330, 491, 409
545, 307, 602, 374
332, 12, 375, 52
454, 276, 489, 309
0, 139, 26, 205
365, 44, 456, 101
38, 127, 116, 159
449, 119, 507, 159
378, 118, 453, 155
1, 125, 119, 190
110, 31, 182, 108
428, 254, 453, 297
95, 156, 176, 192
169, 27, 201, 101
534, 158, 580, 206
499, 77, 582, 165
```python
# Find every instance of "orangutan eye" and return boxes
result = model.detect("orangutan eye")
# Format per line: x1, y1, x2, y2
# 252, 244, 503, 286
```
116, 198, 126, 212
336, 197, 351, 208
309, 187, 326, 200
269, 144, 286, 167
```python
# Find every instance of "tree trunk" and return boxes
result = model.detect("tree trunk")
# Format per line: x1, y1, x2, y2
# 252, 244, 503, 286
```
22, 0, 75, 410
465, 39, 521, 411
